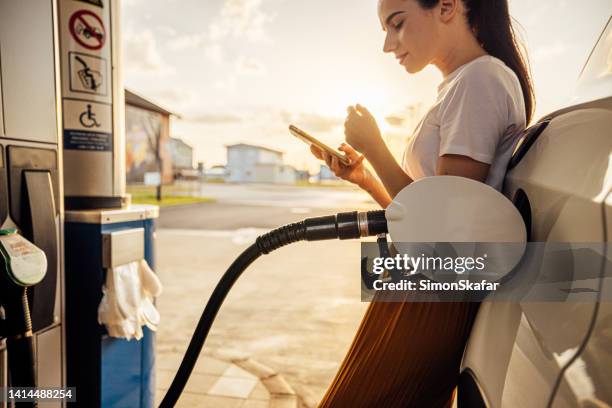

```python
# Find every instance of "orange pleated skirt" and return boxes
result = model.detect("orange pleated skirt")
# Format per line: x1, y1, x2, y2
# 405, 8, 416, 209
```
318, 300, 479, 408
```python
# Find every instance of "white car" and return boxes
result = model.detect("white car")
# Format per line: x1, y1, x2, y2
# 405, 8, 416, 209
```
459, 16, 612, 408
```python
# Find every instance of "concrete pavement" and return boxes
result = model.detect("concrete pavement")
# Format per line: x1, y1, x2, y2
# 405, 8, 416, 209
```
156, 350, 300, 408
154, 228, 372, 406
154, 185, 379, 406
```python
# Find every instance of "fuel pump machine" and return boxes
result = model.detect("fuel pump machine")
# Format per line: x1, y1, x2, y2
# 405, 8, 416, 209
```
0, 0, 66, 406
57, 0, 160, 406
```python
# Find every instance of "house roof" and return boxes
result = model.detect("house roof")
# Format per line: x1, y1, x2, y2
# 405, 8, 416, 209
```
170, 137, 193, 150
125, 88, 181, 118
225, 143, 284, 155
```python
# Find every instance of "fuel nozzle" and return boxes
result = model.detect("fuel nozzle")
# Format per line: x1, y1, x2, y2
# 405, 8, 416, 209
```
0, 229, 47, 399
256, 210, 388, 254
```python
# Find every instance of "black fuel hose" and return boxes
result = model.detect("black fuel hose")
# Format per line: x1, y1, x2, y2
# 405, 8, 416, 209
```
159, 210, 387, 408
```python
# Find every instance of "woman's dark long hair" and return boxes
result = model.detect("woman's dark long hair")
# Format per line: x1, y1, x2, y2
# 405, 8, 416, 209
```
418, 0, 535, 124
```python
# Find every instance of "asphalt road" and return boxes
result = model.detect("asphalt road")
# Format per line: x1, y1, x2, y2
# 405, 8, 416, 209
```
159, 182, 377, 230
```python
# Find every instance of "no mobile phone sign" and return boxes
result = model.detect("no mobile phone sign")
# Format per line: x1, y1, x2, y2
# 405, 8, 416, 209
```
68, 10, 106, 50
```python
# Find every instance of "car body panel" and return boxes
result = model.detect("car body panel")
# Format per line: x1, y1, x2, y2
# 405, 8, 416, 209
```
551, 191, 612, 408
461, 106, 612, 407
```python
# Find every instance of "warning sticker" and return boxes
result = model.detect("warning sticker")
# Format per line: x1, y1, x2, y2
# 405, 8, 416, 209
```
60, 0, 112, 103
68, 10, 106, 50
69, 52, 108, 96
63, 99, 112, 151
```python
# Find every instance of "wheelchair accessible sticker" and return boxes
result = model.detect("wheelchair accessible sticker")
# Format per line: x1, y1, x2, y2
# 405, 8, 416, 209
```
63, 100, 112, 151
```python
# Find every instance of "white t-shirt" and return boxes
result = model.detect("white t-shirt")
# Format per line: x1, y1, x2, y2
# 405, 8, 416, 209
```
401, 55, 526, 191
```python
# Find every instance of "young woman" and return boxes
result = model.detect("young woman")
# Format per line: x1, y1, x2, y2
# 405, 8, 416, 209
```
310, 0, 534, 406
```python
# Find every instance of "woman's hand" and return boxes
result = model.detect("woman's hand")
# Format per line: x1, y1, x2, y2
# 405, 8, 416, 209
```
344, 104, 383, 157
310, 143, 368, 187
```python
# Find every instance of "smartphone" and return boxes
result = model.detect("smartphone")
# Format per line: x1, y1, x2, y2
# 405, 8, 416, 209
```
289, 124, 351, 166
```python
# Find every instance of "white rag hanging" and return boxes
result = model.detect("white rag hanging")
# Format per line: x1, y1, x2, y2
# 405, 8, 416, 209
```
98, 259, 162, 340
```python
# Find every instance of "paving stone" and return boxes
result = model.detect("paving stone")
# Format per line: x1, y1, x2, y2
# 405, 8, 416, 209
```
241, 400, 270, 408
208, 376, 259, 399
262, 374, 296, 396
224, 364, 259, 380
156, 368, 177, 390
194, 355, 232, 375
237, 358, 277, 379
270, 395, 299, 408
248, 382, 271, 401
210, 348, 251, 362
184, 373, 219, 395
179, 393, 244, 408
156, 352, 183, 371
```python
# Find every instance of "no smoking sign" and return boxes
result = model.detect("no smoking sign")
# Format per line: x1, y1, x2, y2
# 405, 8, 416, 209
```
69, 10, 106, 50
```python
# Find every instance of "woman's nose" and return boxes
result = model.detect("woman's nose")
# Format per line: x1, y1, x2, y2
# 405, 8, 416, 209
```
383, 33, 395, 53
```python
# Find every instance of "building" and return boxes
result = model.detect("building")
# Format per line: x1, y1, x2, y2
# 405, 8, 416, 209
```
226, 143, 297, 184
124, 89, 179, 184
295, 170, 310, 182
168, 137, 194, 178
205, 165, 228, 181
318, 164, 339, 182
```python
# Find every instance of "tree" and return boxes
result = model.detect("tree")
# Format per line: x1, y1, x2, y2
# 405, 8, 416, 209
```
143, 111, 163, 201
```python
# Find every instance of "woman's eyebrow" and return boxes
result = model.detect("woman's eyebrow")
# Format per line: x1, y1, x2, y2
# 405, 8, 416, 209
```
385, 11, 405, 26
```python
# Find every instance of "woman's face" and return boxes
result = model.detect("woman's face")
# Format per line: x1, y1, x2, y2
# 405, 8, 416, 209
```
378, 0, 440, 73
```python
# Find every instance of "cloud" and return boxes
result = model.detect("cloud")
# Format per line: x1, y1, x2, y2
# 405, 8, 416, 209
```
168, 33, 207, 50
187, 112, 246, 124
149, 88, 197, 109
280, 111, 343, 133
157, 25, 178, 37
235, 56, 267, 76
164, 32, 224, 63
213, 76, 237, 91
209, 0, 275, 43
385, 115, 405, 126
384, 104, 424, 128
205, 43, 225, 64
123, 29, 175, 75
123, 0, 146, 7
532, 42, 568, 62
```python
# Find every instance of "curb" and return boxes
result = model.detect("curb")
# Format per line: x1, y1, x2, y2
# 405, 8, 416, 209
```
205, 349, 300, 408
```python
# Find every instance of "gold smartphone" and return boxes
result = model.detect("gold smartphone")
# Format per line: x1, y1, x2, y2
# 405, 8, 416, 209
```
289, 124, 351, 166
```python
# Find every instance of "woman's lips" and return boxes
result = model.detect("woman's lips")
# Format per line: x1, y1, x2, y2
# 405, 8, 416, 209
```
396, 52, 409, 64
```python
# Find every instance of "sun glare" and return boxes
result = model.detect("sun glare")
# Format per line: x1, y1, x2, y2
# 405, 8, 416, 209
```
315, 84, 396, 134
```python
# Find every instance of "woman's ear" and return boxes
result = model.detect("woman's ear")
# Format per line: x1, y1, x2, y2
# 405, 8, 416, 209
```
438, 0, 459, 23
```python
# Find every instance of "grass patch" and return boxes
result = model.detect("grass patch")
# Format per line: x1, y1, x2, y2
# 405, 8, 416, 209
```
130, 194, 214, 207
128, 184, 215, 207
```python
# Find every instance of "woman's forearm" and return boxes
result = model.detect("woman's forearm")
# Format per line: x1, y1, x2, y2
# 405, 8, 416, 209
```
359, 171, 393, 208
366, 142, 413, 199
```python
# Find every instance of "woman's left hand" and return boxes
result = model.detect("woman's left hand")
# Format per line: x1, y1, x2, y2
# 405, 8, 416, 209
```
344, 104, 383, 157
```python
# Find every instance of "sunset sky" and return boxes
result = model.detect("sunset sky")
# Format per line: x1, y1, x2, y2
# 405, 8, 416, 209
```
122, 0, 611, 171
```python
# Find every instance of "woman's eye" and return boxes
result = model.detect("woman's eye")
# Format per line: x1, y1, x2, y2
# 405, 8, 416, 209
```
393, 20, 404, 30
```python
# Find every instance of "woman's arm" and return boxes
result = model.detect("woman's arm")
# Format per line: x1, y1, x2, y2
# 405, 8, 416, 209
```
367, 150, 491, 204
365, 142, 414, 199
357, 170, 393, 208
343, 104, 415, 199
343, 105, 492, 204
436, 154, 490, 181
315, 144, 393, 208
